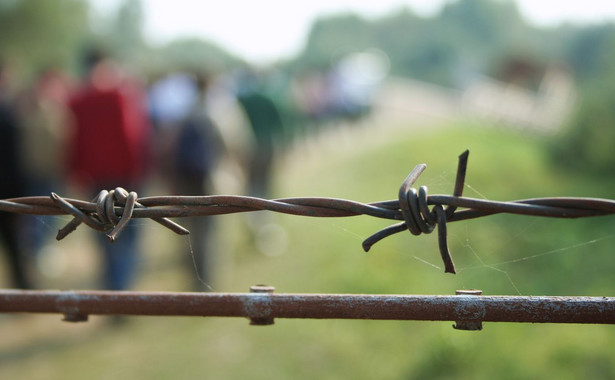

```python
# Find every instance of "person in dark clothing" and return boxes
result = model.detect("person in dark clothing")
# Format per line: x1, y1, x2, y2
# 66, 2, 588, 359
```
173, 74, 224, 290
17, 67, 70, 262
0, 62, 31, 288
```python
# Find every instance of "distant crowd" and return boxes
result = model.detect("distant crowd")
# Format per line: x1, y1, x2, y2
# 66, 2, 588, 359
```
0, 48, 385, 292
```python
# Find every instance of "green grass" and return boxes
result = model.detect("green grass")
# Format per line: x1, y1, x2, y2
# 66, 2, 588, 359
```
1, 122, 615, 379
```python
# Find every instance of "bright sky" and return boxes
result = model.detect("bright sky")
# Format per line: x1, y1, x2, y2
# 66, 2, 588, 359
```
90, 0, 615, 63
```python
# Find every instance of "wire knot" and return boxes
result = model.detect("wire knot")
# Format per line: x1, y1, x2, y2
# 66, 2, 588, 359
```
399, 169, 436, 236
399, 170, 456, 274
51, 187, 189, 242
52, 188, 138, 242
362, 150, 470, 274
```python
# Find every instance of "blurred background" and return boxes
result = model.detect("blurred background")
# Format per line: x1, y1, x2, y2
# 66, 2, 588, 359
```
0, 0, 615, 378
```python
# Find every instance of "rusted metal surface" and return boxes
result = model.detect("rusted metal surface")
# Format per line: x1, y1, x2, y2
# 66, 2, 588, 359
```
453, 290, 484, 330
1, 288, 613, 326
249, 285, 276, 325
2, 150, 615, 274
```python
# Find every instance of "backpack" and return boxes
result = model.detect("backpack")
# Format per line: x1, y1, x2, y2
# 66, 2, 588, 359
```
175, 115, 217, 178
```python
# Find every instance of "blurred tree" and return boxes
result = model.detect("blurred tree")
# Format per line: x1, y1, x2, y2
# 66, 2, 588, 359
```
291, 0, 535, 86
555, 28, 615, 173
145, 37, 242, 75
295, 13, 376, 69
438, 0, 525, 55
110, 0, 146, 64
90, 0, 240, 76
0, 0, 89, 79
564, 24, 615, 82
373, 8, 441, 80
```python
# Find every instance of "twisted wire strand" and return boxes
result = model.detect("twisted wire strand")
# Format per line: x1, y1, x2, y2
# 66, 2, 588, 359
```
1, 150, 615, 274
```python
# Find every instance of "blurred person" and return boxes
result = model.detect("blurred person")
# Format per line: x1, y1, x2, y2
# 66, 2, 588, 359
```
204, 72, 254, 189
147, 71, 199, 184
235, 69, 284, 199
66, 48, 151, 291
171, 73, 225, 290
0, 61, 32, 288
234, 68, 290, 256
16, 67, 71, 263
148, 71, 199, 130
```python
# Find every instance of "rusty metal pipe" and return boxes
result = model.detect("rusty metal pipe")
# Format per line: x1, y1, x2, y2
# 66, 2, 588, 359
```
1, 289, 613, 325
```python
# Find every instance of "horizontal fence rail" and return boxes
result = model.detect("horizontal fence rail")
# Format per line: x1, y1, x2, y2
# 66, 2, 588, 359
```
1, 150, 615, 274
1, 288, 614, 329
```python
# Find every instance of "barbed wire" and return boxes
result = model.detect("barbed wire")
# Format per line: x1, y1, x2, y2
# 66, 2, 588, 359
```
1, 150, 614, 275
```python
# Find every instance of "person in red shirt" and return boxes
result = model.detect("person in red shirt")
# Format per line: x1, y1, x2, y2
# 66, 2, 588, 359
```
67, 48, 150, 290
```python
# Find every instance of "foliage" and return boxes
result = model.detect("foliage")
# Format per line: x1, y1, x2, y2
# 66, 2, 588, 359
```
107, 0, 146, 64
144, 38, 242, 75
293, 0, 542, 85
0, 0, 90, 79
1, 0, 614, 90
291, 0, 615, 90
563, 24, 615, 82
0, 0, 240, 82
554, 26, 615, 173
294, 13, 377, 69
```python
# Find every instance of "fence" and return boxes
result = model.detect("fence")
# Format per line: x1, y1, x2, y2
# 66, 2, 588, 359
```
1, 150, 614, 328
